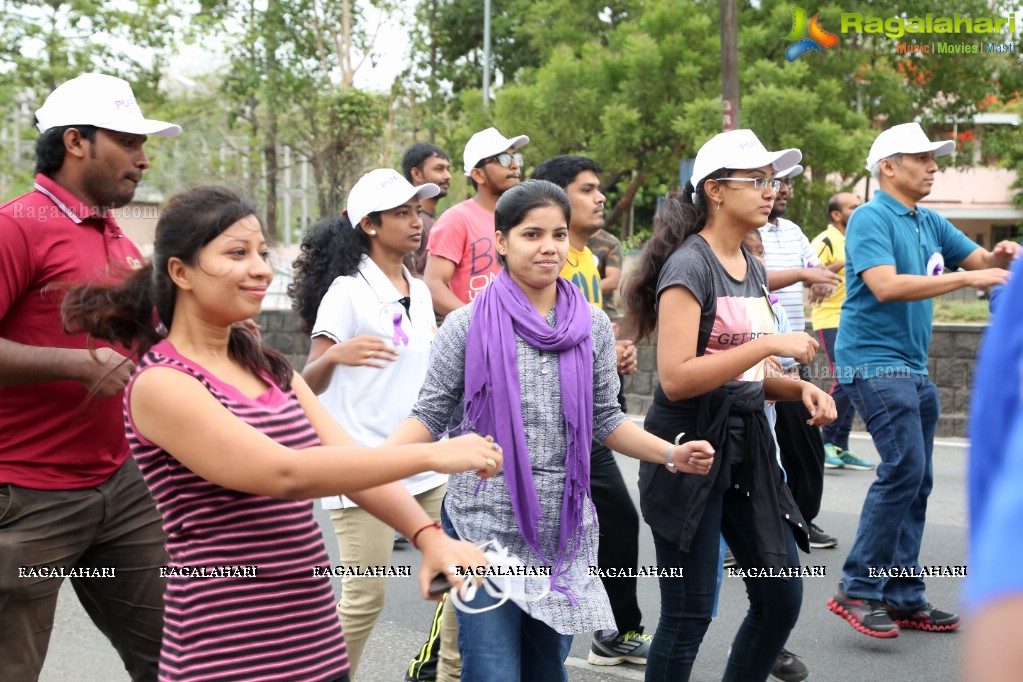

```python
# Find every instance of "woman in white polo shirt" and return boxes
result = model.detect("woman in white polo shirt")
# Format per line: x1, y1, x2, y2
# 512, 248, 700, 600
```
290, 169, 446, 678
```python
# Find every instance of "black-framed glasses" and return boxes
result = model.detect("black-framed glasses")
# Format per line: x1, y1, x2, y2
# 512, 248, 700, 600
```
482, 152, 524, 168
717, 177, 783, 192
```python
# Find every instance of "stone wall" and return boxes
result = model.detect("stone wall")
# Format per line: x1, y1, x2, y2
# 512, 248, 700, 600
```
621, 323, 983, 439
256, 309, 982, 439
257, 310, 311, 373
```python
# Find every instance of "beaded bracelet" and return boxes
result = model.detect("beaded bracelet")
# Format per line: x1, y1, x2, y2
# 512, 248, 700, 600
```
411, 522, 443, 549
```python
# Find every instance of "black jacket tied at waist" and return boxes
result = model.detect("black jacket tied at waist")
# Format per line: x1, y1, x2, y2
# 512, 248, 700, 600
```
639, 383, 810, 572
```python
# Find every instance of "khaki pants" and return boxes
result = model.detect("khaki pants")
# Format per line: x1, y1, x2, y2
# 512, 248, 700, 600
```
330, 484, 459, 681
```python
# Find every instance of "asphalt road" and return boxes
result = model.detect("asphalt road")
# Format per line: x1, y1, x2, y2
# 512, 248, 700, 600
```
39, 431, 967, 682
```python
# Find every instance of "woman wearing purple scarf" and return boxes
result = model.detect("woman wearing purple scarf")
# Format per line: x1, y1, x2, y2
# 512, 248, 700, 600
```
387, 180, 715, 680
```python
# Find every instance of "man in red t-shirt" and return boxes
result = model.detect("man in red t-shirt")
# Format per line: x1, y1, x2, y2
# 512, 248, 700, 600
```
0, 73, 180, 680
423, 127, 528, 321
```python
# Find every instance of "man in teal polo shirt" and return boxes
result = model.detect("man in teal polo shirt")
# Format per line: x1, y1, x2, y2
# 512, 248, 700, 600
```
827, 122, 1018, 639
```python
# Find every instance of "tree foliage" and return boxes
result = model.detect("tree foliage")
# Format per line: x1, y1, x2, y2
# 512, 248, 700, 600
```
0, 0, 178, 198
406, 0, 1023, 236
190, 0, 393, 231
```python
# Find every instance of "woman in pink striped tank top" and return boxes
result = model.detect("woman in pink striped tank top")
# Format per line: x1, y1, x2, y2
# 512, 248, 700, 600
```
62, 186, 503, 682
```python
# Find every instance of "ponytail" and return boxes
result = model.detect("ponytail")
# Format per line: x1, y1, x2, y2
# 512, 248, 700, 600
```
61, 262, 165, 358
623, 169, 727, 340
289, 214, 372, 334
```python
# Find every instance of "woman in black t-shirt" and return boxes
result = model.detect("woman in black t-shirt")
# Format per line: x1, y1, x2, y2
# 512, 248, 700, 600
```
623, 130, 836, 682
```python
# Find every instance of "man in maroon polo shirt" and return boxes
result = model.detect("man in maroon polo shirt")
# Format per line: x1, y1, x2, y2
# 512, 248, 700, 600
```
0, 73, 180, 681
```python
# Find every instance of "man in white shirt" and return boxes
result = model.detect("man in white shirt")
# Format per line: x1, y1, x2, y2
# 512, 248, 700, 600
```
758, 165, 841, 551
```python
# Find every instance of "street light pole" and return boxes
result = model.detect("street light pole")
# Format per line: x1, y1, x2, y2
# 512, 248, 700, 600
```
483, 0, 492, 112
720, 0, 739, 131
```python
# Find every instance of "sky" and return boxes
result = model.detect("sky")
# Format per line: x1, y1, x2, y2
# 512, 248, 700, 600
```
168, 2, 412, 93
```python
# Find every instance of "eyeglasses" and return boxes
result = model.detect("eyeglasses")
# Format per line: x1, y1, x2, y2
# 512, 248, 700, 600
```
482, 152, 524, 168
717, 177, 783, 192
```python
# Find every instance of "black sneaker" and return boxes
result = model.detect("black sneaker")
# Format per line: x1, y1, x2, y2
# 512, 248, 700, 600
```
808, 523, 838, 549
588, 628, 652, 665
827, 582, 900, 638
770, 648, 810, 682
885, 602, 961, 632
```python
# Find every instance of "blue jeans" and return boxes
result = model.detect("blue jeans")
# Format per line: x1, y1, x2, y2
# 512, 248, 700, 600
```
645, 489, 802, 682
816, 327, 857, 449
840, 374, 938, 608
440, 509, 572, 681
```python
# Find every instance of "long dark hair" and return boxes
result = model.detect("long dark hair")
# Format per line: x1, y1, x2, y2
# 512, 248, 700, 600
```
62, 185, 294, 389
494, 179, 571, 234
289, 213, 379, 334
623, 169, 728, 340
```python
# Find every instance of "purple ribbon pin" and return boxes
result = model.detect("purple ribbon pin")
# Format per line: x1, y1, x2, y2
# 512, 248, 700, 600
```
392, 313, 410, 346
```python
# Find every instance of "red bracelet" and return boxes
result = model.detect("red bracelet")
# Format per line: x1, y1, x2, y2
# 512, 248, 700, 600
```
411, 522, 442, 549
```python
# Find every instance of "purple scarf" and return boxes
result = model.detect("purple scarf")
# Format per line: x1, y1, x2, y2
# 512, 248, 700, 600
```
462, 270, 593, 603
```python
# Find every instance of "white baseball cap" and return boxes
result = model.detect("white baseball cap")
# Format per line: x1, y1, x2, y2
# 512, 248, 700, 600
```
865, 122, 955, 171
463, 127, 529, 176
691, 129, 801, 188
777, 164, 804, 179
347, 169, 440, 228
35, 73, 181, 137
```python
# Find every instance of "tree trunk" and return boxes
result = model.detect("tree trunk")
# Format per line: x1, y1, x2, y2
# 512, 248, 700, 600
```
604, 170, 645, 229
262, 0, 281, 237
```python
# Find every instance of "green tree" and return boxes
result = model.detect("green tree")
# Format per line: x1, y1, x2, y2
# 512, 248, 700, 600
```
193, 0, 393, 232
405, 0, 1023, 237
0, 0, 177, 200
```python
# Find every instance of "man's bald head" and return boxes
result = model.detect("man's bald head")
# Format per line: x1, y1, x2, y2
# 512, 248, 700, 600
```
827, 192, 862, 231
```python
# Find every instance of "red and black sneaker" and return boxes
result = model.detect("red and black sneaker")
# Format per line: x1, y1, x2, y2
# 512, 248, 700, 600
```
827, 582, 900, 638
885, 603, 961, 632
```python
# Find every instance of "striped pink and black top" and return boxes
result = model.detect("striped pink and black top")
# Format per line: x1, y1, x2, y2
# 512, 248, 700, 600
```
125, 340, 348, 682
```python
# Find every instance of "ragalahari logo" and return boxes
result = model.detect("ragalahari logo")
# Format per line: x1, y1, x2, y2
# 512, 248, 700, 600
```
786, 8, 839, 61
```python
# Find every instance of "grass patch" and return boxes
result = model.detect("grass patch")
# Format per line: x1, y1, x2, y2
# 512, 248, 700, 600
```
932, 299, 990, 323
804, 300, 991, 324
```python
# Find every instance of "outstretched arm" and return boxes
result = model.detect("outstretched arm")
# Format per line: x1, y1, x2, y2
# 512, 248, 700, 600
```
128, 368, 501, 500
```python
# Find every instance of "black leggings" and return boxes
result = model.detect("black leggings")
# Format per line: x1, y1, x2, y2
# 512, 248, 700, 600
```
590, 441, 642, 633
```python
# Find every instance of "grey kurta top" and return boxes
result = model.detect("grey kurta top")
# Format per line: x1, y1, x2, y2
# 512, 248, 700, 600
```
410, 299, 627, 634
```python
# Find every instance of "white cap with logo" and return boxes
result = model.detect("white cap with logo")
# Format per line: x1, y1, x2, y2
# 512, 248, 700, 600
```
35, 73, 181, 137
865, 122, 955, 172
691, 129, 801, 188
462, 127, 530, 176
347, 169, 440, 228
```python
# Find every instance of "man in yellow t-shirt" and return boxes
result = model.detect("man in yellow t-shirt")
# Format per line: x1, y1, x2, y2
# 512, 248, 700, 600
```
562, 242, 603, 307
810, 192, 874, 471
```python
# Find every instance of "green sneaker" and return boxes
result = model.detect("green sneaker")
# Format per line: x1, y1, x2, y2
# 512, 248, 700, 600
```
824, 443, 844, 469
588, 629, 652, 665
838, 447, 875, 471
